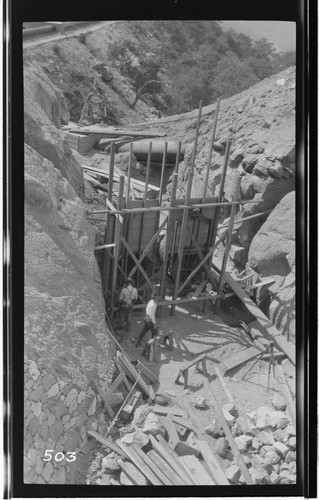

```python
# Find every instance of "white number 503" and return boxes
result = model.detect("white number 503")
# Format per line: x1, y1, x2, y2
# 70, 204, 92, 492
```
43, 450, 76, 462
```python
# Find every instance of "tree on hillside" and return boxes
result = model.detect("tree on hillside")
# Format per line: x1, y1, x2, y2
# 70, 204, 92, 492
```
224, 29, 253, 60
248, 37, 276, 79
210, 53, 259, 101
108, 40, 169, 108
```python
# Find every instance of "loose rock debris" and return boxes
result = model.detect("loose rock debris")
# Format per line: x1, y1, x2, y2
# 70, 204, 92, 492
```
87, 371, 296, 485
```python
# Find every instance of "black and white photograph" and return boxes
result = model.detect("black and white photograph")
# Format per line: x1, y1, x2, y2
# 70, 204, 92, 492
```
7, 2, 312, 494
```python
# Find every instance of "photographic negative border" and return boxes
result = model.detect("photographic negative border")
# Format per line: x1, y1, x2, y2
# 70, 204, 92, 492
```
5, 0, 315, 497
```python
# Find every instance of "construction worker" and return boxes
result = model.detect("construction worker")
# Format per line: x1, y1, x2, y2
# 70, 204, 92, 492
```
135, 293, 159, 347
118, 278, 138, 332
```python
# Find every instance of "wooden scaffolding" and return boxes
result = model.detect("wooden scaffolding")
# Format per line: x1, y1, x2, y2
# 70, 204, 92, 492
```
90, 99, 258, 321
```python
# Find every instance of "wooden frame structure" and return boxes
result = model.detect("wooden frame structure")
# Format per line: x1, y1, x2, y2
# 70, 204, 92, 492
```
90, 99, 263, 322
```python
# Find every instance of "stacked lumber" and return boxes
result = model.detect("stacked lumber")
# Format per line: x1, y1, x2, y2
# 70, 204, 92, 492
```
87, 391, 230, 486
82, 164, 160, 193
116, 351, 155, 401
114, 431, 224, 485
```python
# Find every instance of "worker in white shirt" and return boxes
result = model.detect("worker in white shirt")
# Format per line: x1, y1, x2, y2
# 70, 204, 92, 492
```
118, 277, 138, 332
135, 293, 159, 347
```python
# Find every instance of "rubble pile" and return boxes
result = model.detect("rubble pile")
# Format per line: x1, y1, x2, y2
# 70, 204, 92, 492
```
206, 398, 296, 485
86, 390, 296, 486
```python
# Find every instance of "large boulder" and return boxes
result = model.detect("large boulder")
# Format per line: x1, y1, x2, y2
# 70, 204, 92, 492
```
24, 64, 83, 196
248, 191, 295, 278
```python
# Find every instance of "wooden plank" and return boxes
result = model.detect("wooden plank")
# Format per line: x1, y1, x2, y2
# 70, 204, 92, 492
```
87, 430, 127, 457
160, 415, 179, 448
154, 434, 198, 483
203, 97, 221, 200
151, 405, 184, 417
170, 157, 194, 315
148, 435, 190, 485
94, 243, 116, 251
180, 353, 207, 371
82, 164, 160, 191
105, 198, 123, 224
196, 439, 229, 485
158, 141, 168, 204
216, 173, 241, 311
223, 346, 263, 371
132, 444, 173, 486
147, 450, 184, 486
178, 456, 201, 485
93, 381, 114, 417
119, 471, 134, 485
103, 372, 125, 402
135, 360, 158, 383
276, 364, 296, 429
204, 379, 254, 485
116, 441, 163, 485
120, 236, 154, 292
110, 176, 124, 313
224, 272, 295, 365
171, 416, 196, 432
128, 215, 168, 279
214, 367, 234, 403
67, 126, 166, 137
117, 352, 153, 400
179, 455, 215, 485
174, 396, 205, 439
118, 459, 148, 485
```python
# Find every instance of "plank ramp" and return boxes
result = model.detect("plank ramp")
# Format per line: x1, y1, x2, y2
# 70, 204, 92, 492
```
223, 345, 264, 371
224, 272, 295, 365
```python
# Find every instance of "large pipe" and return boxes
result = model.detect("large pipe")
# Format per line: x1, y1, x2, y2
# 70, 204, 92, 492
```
118, 140, 187, 163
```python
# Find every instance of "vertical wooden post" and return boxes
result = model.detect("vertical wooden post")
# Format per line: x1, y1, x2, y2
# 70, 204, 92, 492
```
110, 176, 125, 321
215, 173, 241, 313
202, 97, 221, 201
126, 142, 133, 204
124, 143, 133, 277
103, 143, 116, 300
158, 142, 181, 317
159, 141, 168, 205
190, 99, 203, 171
108, 142, 115, 203
206, 140, 232, 251
170, 171, 193, 315
137, 142, 152, 292
170, 101, 203, 315
144, 142, 152, 199
152, 141, 168, 277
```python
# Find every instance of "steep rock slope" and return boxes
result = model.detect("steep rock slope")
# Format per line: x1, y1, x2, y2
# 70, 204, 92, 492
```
140, 67, 295, 336
151, 67, 295, 253
24, 65, 115, 485
249, 192, 295, 339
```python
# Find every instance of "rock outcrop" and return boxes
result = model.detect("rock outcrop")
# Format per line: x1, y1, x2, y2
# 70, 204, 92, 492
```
24, 65, 115, 484
24, 63, 83, 196
248, 191, 295, 278
160, 68, 296, 337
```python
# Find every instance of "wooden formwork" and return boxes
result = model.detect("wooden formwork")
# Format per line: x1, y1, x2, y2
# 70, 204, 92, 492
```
91, 99, 258, 321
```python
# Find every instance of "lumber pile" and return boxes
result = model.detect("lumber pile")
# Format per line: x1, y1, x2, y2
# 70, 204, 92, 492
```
88, 401, 229, 485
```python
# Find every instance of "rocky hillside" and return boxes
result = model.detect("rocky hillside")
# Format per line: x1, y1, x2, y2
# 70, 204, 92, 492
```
133, 66, 295, 337
24, 61, 116, 484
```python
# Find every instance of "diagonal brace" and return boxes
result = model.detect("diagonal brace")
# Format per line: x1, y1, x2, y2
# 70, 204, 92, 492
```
121, 237, 154, 292
129, 216, 168, 279
177, 229, 228, 295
